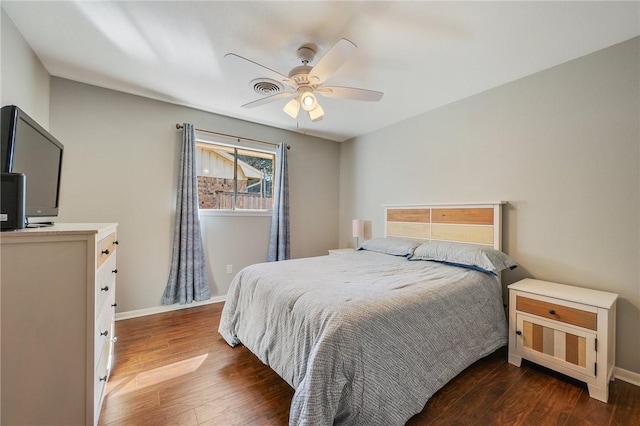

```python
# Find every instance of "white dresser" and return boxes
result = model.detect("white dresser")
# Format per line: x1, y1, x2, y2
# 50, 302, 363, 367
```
1, 223, 118, 425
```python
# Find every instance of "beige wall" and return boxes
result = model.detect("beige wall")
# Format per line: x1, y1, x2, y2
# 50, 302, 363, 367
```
50, 78, 340, 312
4, 5, 637, 374
1, 11, 52, 420
340, 37, 640, 373
2, 8, 341, 314
1, 9, 50, 126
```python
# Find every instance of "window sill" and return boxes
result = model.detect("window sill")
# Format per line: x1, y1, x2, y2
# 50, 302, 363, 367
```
198, 209, 272, 218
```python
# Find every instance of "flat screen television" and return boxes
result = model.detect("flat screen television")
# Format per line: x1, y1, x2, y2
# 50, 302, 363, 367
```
1, 105, 64, 224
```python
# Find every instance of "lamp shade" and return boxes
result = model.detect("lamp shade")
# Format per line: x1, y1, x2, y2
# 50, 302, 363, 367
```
308, 103, 324, 122
283, 98, 300, 119
352, 219, 365, 238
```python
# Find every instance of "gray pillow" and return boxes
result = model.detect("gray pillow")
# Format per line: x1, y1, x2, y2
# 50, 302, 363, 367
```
409, 241, 517, 275
358, 237, 421, 257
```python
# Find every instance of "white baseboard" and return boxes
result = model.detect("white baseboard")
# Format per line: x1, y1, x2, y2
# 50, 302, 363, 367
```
614, 366, 640, 387
115, 295, 226, 321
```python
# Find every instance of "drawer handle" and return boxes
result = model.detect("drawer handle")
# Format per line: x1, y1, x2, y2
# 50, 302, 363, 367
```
99, 375, 107, 382
101, 286, 109, 292
114, 240, 119, 245
102, 249, 110, 255
549, 309, 556, 315
111, 336, 118, 344
111, 303, 118, 308
100, 330, 109, 337
516, 331, 522, 335
112, 269, 118, 274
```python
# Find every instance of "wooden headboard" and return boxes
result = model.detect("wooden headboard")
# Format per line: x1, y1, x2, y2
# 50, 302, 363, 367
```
384, 202, 505, 250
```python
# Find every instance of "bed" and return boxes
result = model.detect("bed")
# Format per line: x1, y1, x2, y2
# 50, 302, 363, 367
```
219, 203, 516, 425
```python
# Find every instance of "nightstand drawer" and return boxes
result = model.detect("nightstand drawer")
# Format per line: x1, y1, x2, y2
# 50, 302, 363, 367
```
516, 295, 597, 331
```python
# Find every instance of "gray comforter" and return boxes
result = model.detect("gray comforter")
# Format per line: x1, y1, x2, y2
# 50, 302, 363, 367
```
219, 251, 507, 425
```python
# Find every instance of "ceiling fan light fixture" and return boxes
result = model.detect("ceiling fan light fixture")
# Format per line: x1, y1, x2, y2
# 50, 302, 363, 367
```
308, 104, 324, 122
283, 98, 300, 119
300, 91, 317, 111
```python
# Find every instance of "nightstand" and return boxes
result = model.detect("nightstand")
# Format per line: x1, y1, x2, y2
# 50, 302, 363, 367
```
508, 278, 618, 402
328, 248, 355, 255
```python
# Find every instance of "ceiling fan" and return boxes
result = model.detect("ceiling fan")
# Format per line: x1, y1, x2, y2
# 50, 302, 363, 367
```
226, 38, 383, 122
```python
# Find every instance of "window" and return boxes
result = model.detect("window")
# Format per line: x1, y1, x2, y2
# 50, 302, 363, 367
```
196, 141, 275, 211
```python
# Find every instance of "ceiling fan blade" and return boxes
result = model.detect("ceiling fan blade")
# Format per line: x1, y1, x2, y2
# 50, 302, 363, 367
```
316, 86, 384, 102
225, 53, 297, 89
307, 38, 357, 85
241, 91, 296, 108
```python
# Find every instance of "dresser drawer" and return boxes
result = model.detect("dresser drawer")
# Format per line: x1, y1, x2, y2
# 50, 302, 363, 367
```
96, 257, 116, 312
95, 307, 115, 365
97, 232, 117, 268
516, 295, 597, 331
94, 341, 112, 422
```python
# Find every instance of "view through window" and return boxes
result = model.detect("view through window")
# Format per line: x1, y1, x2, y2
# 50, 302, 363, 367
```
196, 141, 275, 210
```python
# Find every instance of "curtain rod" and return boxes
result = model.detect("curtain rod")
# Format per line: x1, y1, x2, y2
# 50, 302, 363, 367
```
175, 124, 290, 150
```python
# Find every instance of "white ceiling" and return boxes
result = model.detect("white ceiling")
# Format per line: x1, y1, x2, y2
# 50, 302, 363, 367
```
3, 1, 639, 142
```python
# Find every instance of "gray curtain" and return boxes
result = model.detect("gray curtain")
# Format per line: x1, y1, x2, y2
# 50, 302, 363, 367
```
267, 143, 290, 261
162, 123, 211, 304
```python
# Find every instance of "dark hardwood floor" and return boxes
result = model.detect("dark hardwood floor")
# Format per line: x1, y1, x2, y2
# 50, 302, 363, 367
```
99, 303, 639, 425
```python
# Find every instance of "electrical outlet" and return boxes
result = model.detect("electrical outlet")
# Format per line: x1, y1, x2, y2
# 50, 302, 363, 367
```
226, 264, 233, 274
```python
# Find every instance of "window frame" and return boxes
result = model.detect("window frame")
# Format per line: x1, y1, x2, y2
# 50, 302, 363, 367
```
195, 132, 277, 214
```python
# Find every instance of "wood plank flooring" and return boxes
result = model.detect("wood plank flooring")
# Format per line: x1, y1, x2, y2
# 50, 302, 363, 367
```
99, 303, 640, 425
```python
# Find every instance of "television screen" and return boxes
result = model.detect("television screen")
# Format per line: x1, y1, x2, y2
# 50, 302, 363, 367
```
1, 105, 64, 220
